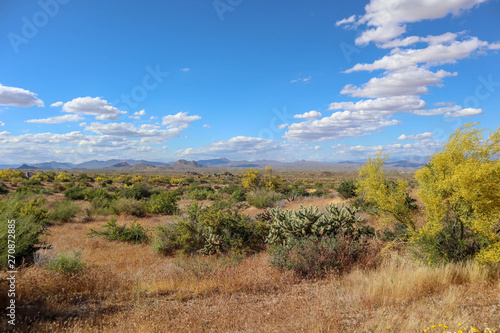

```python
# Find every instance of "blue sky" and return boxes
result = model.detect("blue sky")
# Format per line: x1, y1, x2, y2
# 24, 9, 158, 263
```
0, 0, 499, 164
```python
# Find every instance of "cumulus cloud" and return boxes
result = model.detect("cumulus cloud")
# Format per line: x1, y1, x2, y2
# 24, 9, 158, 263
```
0, 130, 165, 164
278, 123, 289, 129
62, 97, 127, 120
445, 107, 484, 117
284, 111, 400, 142
162, 112, 201, 127
134, 109, 146, 116
341, 67, 456, 98
337, 0, 488, 45
346, 37, 493, 73
26, 114, 84, 124
82, 122, 183, 141
0, 121, 4, 126
413, 105, 462, 116
0, 84, 44, 107
203, 124, 211, 128
398, 132, 434, 140
294, 111, 322, 119
50, 101, 64, 107
329, 95, 427, 113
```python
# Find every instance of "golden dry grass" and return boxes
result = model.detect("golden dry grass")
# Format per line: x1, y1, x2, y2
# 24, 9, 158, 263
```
2, 175, 500, 332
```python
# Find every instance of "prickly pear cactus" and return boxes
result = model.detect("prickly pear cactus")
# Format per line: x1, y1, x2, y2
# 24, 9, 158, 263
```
266, 203, 374, 246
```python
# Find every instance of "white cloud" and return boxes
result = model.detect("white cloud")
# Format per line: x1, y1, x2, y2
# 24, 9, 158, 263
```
278, 123, 289, 129
0, 130, 166, 164
334, 140, 444, 161
203, 124, 211, 128
290, 77, 311, 83
341, 67, 456, 98
150, 116, 158, 120
337, 0, 488, 45
0, 121, 4, 126
398, 132, 434, 140
26, 114, 84, 124
0, 84, 44, 107
162, 112, 201, 127
82, 122, 183, 141
413, 105, 461, 116
294, 110, 322, 119
181, 68, 190, 72
284, 110, 400, 142
50, 101, 64, 107
134, 109, 146, 116
345, 38, 493, 72
329, 95, 427, 113
62, 97, 127, 120
445, 107, 484, 117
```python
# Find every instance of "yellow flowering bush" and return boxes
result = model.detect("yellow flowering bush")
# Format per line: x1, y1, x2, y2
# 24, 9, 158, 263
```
423, 322, 498, 333
0, 168, 24, 180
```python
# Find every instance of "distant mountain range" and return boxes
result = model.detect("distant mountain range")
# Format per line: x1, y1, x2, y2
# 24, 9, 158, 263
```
1, 157, 426, 171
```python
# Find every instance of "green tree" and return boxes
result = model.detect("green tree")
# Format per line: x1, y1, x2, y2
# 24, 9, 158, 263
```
414, 123, 500, 264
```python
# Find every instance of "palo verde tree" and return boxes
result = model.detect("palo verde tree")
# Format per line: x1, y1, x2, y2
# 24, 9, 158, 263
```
357, 152, 417, 233
414, 123, 500, 264
242, 167, 283, 191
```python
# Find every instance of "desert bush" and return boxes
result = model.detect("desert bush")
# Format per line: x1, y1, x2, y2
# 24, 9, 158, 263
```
247, 189, 282, 208
0, 193, 49, 268
88, 218, 149, 244
336, 179, 357, 199
64, 185, 87, 200
118, 183, 151, 200
311, 189, 326, 197
44, 250, 85, 274
89, 197, 113, 216
270, 235, 365, 278
84, 187, 113, 201
110, 198, 147, 217
242, 167, 283, 191
148, 191, 179, 215
188, 186, 218, 200
153, 201, 267, 255
0, 182, 8, 194
231, 189, 246, 202
50, 201, 81, 222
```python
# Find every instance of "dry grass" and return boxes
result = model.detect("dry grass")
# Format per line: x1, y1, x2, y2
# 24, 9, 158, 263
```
2, 178, 500, 332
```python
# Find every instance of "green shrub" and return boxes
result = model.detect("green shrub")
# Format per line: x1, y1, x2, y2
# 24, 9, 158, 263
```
311, 189, 326, 197
336, 179, 358, 199
89, 197, 113, 216
64, 185, 87, 200
411, 214, 482, 265
88, 218, 149, 244
231, 189, 246, 202
0, 193, 48, 268
45, 250, 85, 274
153, 201, 267, 255
0, 183, 8, 195
110, 198, 147, 217
148, 191, 179, 215
50, 201, 81, 223
84, 187, 112, 201
270, 235, 365, 278
118, 183, 151, 200
188, 186, 218, 200
288, 187, 309, 198
247, 189, 282, 208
